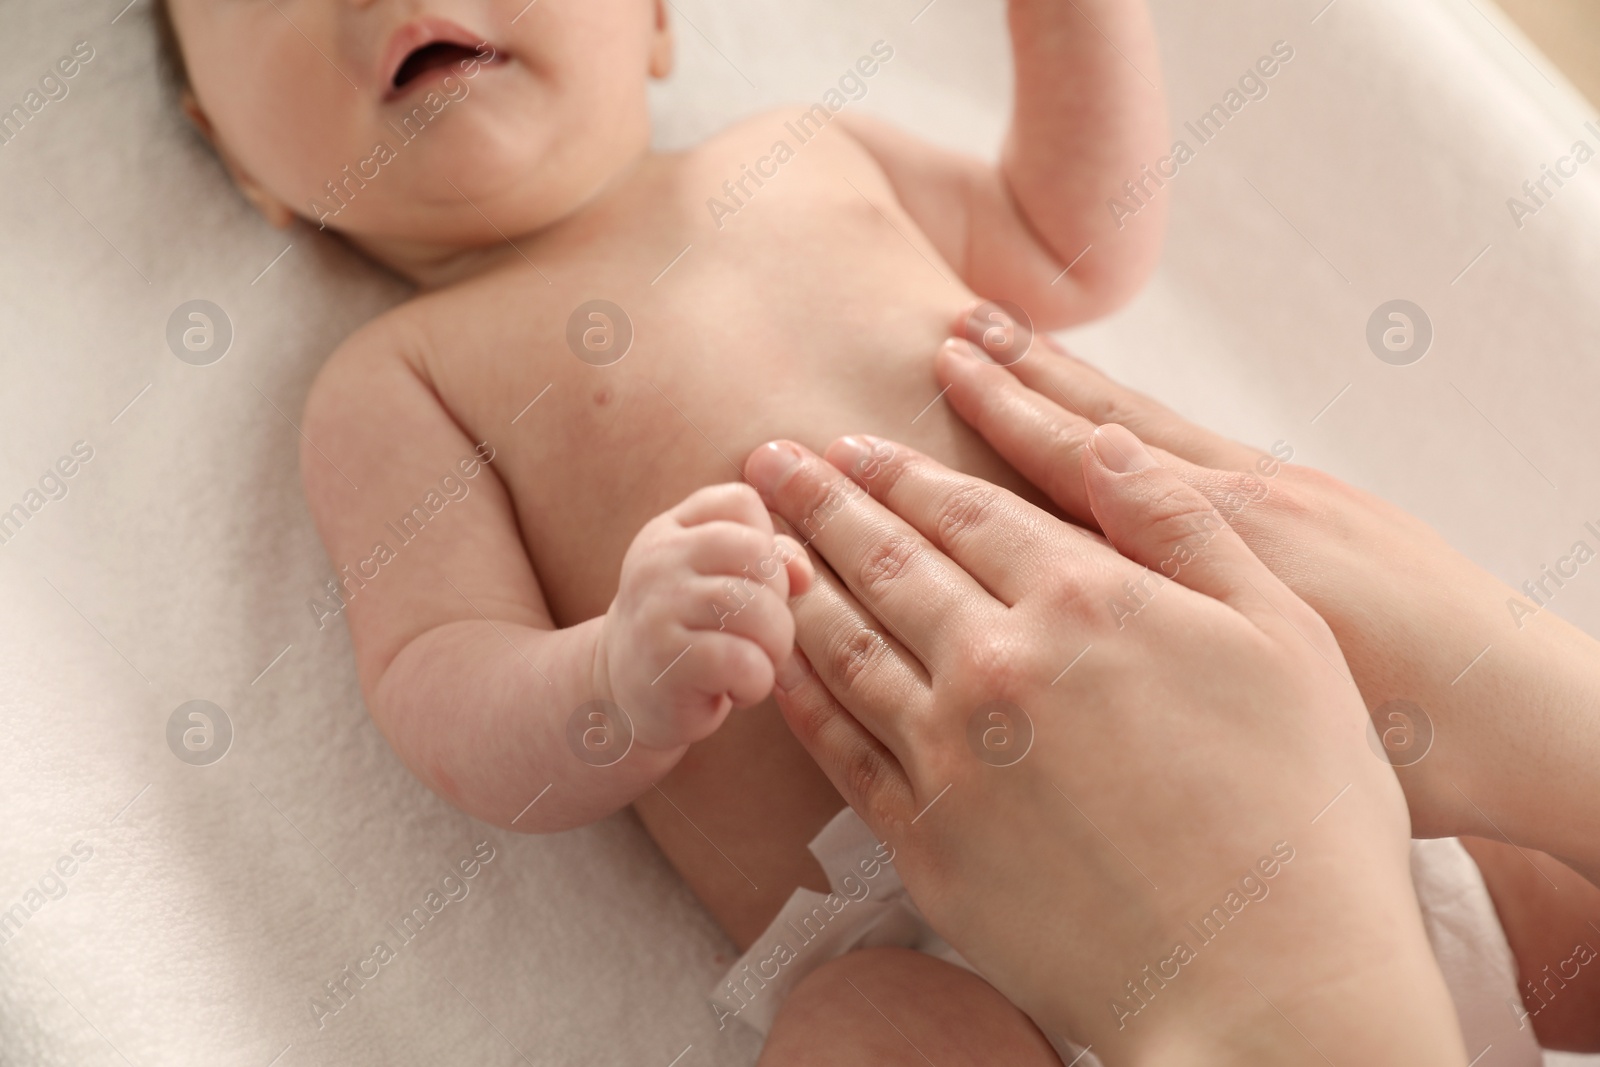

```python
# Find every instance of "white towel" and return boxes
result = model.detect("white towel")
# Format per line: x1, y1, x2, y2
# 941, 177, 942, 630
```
1, 0, 1596, 1063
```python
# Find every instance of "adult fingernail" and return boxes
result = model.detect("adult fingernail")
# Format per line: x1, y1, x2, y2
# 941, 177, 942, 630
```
775, 650, 811, 693
963, 300, 1034, 366
1092, 423, 1157, 473
966, 302, 1011, 333
746, 441, 803, 496
939, 337, 991, 364
827, 434, 877, 477
951, 301, 983, 337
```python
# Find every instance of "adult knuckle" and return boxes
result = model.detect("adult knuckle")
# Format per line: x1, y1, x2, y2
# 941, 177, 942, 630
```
935, 483, 1001, 550
852, 441, 910, 495
1092, 391, 1152, 431
781, 683, 830, 747
1042, 417, 1092, 464
786, 472, 858, 542
839, 738, 885, 811
855, 531, 919, 600
1041, 569, 1100, 623
1221, 473, 1327, 555
1142, 481, 1221, 546
1199, 469, 1271, 519
862, 784, 911, 843
827, 623, 890, 694
953, 629, 1023, 693
1273, 468, 1340, 519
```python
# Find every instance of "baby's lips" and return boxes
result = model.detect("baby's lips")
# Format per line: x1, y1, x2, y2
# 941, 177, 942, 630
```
379, 16, 496, 98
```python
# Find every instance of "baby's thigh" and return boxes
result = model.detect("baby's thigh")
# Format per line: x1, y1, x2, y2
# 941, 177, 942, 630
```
631, 695, 845, 950
759, 947, 1060, 1066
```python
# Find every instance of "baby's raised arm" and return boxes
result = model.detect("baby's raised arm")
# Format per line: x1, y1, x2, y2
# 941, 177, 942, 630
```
843, 0, 1167, 326
300, 321, 807, 832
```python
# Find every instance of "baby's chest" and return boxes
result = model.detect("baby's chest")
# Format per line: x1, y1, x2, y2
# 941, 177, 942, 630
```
417, 146, 982, 619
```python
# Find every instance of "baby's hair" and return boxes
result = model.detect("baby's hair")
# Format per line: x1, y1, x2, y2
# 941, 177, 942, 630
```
151, 0, 190, 89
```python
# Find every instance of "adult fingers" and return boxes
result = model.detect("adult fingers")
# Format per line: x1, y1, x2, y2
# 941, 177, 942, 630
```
784, 546, 933, 769
746, 440, 1000, 669
937, 339, 1306, 554
770, 510, 932, 723
1082, 423, 1335, 652
936, 337, 1127, 522
772, 649, 919, 834
822, 434, 1079, 607
1011, 335, 1261, 471
944, 327, 1262, 474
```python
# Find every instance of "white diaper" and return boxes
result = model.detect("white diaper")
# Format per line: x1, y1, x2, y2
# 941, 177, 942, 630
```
709, 809, 1542, 1066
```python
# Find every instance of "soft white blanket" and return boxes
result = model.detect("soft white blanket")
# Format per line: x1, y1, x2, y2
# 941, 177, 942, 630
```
1, 0, 1596, 1063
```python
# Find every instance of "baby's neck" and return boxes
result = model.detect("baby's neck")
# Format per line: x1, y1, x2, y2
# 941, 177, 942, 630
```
348, 234, 521, 292
342, 148, 659, 292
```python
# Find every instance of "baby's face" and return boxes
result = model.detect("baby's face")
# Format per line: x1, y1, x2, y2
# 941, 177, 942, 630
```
172, 0, 671, 253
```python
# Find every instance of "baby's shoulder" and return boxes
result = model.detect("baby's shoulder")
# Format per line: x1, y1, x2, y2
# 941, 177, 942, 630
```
308, 270, 561, 428
302, 303, 422, 429
316, 272, 522, 376
314, 299, 425, 384
308, 283, 492, 428
688, 105, 879, 173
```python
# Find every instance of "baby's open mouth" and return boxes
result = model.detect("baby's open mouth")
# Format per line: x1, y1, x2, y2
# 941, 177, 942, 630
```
380, 17, 500, 101
392, 42, 482, 92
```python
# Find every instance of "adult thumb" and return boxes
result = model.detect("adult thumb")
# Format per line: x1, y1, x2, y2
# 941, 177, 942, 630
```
1082, 423, 1302, 628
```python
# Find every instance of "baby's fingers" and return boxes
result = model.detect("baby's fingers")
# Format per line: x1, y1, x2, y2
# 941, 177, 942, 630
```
777, 533, 813, 596
682, 634, 778, 719
683, 525, 811, 600
701, 581, 795, 668
672, 483, 772, 532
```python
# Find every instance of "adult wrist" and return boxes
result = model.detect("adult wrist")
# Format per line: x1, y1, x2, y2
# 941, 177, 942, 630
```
1437, 610, 1600, 871
1060, 837, 1468, 1067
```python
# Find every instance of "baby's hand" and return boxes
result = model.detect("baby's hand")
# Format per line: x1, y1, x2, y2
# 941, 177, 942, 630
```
599, 484, 813, 752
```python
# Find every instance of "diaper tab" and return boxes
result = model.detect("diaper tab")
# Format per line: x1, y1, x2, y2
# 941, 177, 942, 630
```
707, 808, 915, 1034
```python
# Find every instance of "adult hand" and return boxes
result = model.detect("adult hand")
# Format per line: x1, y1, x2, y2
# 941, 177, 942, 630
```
939, 321, 1600, 882
743, 427, 1466, 1066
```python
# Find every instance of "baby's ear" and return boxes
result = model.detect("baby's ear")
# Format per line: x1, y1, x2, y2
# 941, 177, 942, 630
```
648, 0, 674, 78
181, 89, 297, 230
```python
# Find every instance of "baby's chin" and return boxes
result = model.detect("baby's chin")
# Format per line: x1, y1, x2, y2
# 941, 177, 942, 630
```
304, 101, 646, 247
310, 143, 620, 254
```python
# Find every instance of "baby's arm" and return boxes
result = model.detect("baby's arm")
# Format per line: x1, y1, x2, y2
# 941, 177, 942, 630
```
843, 0, 1167, 327
300, 323, 807, 832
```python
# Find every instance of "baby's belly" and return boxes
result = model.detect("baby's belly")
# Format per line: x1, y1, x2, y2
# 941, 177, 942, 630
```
501, 317, 1031, 629
435, 122, 1032, 626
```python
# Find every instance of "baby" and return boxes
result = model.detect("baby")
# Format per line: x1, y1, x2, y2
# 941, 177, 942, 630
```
157, 0, 1170, 1058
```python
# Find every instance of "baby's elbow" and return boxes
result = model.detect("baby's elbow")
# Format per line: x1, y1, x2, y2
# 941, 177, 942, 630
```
1049, 210, 1167, 327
